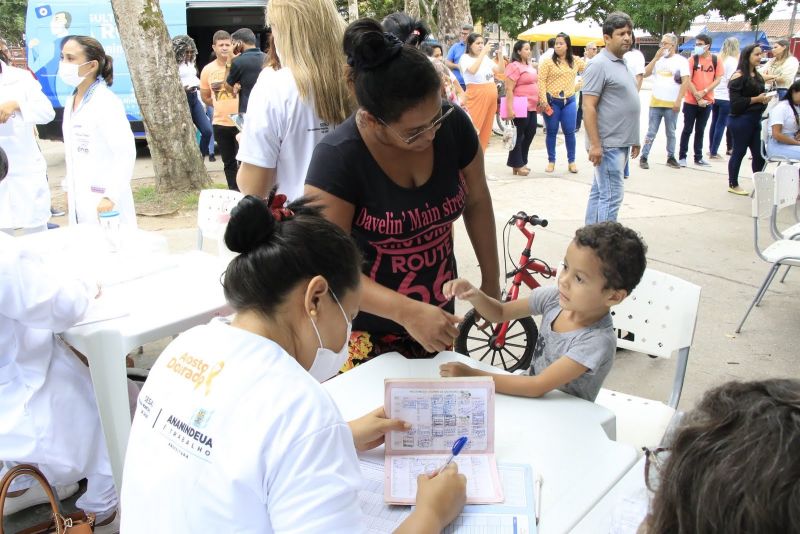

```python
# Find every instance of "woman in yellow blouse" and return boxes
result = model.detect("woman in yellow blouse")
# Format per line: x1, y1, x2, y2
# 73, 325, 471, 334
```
538, 32, 585, 173
760, 39, 799, 100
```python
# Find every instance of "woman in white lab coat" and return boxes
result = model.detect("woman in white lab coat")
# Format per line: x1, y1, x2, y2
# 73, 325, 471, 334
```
60, 36, 136, 228
0, 52, 55, 234
0, 230, 122, 532
122, 194, 466, 533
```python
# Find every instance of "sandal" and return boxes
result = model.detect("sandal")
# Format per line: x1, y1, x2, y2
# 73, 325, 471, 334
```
568, 163, 578, 174
512, 167, 530, 176
545, 162, 555, 173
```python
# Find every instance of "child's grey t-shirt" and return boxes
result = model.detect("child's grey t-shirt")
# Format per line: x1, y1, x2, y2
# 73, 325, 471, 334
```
527, 286, 616, 401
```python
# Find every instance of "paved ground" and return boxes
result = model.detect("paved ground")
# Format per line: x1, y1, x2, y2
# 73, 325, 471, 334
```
7, 82, 799, 531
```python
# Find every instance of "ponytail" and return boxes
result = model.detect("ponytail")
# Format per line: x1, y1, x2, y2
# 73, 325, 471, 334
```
101, 54, 114, 86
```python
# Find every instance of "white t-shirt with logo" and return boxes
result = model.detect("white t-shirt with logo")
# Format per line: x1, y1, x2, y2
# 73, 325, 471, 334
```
769, 100, 800, 139
459, 55, 497, 85
121, 319, 364, 533
649, 54, 690, 108
237, 68, 337, 201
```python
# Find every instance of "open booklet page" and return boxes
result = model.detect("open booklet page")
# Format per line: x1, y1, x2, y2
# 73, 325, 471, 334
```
384, 378, 503, 504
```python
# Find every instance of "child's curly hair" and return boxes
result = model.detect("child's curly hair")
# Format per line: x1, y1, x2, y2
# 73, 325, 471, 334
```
574, 222, 647, 294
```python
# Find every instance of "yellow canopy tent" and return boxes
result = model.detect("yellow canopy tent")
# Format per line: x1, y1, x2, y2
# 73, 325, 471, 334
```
517, 19, 605, 46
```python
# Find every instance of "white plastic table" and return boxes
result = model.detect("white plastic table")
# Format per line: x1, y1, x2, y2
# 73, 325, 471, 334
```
17, 226, 233, 493
323, 352, 638, 534
571, 457, 648, 533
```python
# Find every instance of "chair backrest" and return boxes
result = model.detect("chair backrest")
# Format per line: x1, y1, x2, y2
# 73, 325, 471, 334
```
611, 269, 701, 359
197, 189, 244, 250
774, 164, 799, 212
752, 171, 775, 220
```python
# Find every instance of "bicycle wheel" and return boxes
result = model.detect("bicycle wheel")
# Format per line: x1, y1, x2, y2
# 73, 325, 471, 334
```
454, 309, 538, 372
492, 112, 505, 136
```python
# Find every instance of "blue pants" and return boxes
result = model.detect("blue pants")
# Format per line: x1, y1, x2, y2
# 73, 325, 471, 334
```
641, 107, 678, 159
585, 147, 629, 224
767, 138, 800, 160
708, 99, 731, 156
188, 91, 212, 157
205, 105, 215, 155
544, 94, 577, 163
507, 110, 538, 168
727, 112, 765, 187
679, 103, 711, 162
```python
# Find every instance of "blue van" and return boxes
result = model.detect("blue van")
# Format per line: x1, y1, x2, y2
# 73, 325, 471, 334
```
26, 0, 268, 140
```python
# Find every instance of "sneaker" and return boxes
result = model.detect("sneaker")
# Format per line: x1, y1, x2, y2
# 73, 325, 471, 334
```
678, 158, 687, 167
666, 157, 681, 169
695, 158, 712, 167
728, 186, 749, 196
50, 207, 65, 217
2, 482, 79, 516
209, 154, 216, 162
726, 148, 733, 156
639, 157, 649, 169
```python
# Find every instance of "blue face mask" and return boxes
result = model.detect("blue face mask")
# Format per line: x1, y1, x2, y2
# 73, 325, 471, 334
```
693, 45, 706, 56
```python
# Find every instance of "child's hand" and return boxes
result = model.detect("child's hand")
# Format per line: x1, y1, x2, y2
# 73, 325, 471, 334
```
443, 279, 479, 301
440, 362, 477, 377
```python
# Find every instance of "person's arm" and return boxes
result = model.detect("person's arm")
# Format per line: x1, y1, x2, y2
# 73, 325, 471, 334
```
643, 47, 667, 78
583, 93, 601, 165
395, 464, 466, 534
772, 123, 800, 146
225, 57, 241, 93
442, 278, 530, 323
199, 66, 213, 107
490, 47, 505, 74
702, 59, 723, 95
777, 58, 799, 87
304, 185, 462, 353
440, 355, 588, 398
460, 150, 500, 299
464, 52, 487, 75
96, 94, 136, 213
445, 46, 459, 71
674, 75, 689, 112
635, 74, 643, 92
538, 61, 550, 110
504, 75, 517, 118
237, 163, 276, 198
729, 73, 770, 115
4, 74, 55, 124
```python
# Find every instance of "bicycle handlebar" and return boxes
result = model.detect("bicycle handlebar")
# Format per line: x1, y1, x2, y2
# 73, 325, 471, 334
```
512, 212, 548, 227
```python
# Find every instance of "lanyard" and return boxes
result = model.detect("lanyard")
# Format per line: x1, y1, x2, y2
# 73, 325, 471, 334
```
72, 78, 103, 115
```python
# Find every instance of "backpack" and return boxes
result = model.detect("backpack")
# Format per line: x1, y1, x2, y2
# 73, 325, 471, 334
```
692, 53, 717, 76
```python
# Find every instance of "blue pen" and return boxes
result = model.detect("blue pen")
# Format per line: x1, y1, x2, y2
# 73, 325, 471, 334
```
436, 436, 468, 475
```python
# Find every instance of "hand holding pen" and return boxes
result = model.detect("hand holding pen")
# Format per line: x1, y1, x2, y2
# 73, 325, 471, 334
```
436, 436, 468, 476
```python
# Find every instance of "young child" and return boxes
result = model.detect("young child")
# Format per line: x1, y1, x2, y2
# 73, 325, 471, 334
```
440, 222, 647, 402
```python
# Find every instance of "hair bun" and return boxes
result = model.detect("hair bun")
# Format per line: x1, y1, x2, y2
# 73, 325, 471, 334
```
344, 19, 403, 71
224, 195, 277, 254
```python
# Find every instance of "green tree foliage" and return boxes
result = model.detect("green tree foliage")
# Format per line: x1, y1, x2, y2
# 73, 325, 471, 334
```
614, 0, 708, 37
0, 0, 27, 44
470, 0, 572, 38
336, 0, 405, 20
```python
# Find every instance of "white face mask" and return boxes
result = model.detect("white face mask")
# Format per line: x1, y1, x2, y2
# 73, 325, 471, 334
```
307, 290, 352, 383
58, 61, 91, 87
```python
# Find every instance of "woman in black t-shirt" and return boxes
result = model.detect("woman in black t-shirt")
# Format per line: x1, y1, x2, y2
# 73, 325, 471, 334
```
305, 18, 500, 367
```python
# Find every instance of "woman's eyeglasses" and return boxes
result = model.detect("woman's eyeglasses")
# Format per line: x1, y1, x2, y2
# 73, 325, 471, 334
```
378, 104, 455, 145
642, 446, 670, 492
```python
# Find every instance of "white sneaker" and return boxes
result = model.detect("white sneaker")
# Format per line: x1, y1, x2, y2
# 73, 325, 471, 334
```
93, 509, 120, 534
2, 482, 79, 516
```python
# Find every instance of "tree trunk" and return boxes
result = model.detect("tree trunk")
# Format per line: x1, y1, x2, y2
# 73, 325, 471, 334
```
348, 0, 359, 22
405, 0, 420, 19
110, 0, 209, 192
437, 0, 472, 45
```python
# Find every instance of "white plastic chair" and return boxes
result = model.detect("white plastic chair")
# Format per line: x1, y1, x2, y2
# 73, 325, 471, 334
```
771, 164, 800, 240
735, 172, 800, 333
595, 269, 701, 449
196, 189, 243, 258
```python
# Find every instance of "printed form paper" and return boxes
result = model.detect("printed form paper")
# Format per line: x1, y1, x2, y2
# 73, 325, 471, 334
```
359, 459, 537, 534
383, 378, 503, 504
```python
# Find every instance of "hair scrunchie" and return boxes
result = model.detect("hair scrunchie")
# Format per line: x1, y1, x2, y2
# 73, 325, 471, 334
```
347, 32, 404, 71
269, 192, 294, 222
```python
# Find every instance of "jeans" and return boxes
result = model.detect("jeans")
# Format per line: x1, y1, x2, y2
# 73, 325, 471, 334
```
641, 107, 678, 159
507, 110, 538, 168
544, 94, 577, 163
679, 102, 712, 161
187, 91, 212, 157
585, 146, 629, 224
708, 99, 731, 156
727, 112, 765, 187
205, 105, 215, 155
213, 125, 240, 190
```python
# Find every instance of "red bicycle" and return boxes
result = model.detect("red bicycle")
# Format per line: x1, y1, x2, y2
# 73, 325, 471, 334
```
455, 211, 557, 372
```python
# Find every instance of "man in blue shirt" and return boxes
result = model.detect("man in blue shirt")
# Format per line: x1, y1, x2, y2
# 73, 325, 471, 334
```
445, 24, 473, 90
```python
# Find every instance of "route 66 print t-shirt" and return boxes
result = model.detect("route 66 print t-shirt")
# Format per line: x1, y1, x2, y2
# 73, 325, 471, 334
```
305, 104, 479, 336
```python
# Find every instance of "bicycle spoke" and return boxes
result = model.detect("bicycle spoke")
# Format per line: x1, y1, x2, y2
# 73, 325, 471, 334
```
468, 342, 490, 351
504, 331, 528, 341
504, 342, 528, 349
467, 335, 490, 342
501, 346, 521, 363
478, 347, 493, 362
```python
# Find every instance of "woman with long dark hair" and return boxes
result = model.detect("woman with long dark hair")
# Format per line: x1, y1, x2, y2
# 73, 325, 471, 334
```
538, 32, 585, 173
726, 44, 772, 195
459, 32, 505, 151
504, 40, 538, 176
305, 18, 499, 367
767, 79, 800, 160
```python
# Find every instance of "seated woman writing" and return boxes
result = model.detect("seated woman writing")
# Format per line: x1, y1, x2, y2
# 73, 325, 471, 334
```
767, 79, 800, 160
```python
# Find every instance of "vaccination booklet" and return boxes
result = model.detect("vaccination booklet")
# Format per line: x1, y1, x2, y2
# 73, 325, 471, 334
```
383, 377, 504, 505
360, 459, 537, 534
